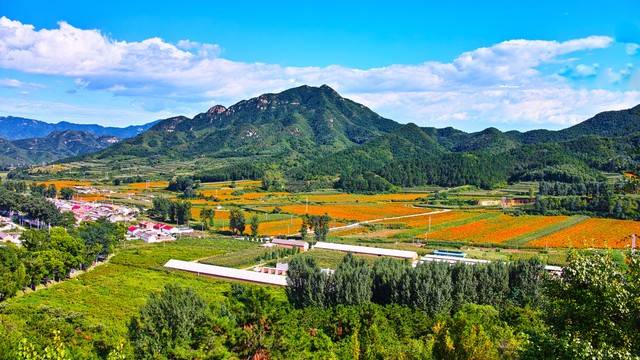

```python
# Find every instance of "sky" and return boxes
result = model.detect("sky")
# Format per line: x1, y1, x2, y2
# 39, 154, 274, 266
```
1, 0, 639, 131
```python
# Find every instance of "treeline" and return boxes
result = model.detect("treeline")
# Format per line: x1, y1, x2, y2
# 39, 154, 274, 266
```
112, 175, 145, 185
377, 152, 511, 189
194, 162, 263, 182
287, 254, 544, 315
0, 220, 124, 301
167, 176, 199, 198
335, 171, 395, 193
530, 194, 640, 220
538, 180, 611, 196
0, 188, 67, 226
150, 197, 192, 225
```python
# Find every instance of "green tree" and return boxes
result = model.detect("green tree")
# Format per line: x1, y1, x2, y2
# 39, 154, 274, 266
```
128, 284, 211, 359
250, 214, 260, 238
229, 208, 246, 235
59, 187, 75, 200
261, 168, 286, 191
332, 253, 372, 306
45, 184, 57, 199
286, 256, 328, 308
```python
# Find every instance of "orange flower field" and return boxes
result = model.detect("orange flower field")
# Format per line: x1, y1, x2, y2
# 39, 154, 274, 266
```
264, 203, 429, 222
127, 181, 169, 190
379, 210, 481, 228
528, 218, 640, 249
425, 214, 569, 244
39, 180, 92, 190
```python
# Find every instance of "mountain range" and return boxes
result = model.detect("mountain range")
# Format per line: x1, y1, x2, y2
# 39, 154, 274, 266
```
4, 85, 640, 189
0, 116, 159, 140
0, 131, 119, 167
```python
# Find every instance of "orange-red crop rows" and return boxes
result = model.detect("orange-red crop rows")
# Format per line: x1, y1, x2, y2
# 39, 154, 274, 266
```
528, 218, 640, 249
127, 181, 169, 190
267, 203, 428, 222
425, 214, 568, 244
379, 211, 479, 228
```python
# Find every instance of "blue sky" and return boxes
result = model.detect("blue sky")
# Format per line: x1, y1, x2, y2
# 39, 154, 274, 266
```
1, 0, 639, 131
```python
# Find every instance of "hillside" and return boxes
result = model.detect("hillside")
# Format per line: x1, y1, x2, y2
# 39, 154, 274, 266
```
0, 116, 159, 140
0, 130, 117, 167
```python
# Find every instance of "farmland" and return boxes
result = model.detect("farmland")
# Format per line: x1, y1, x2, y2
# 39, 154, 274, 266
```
25, 178, 639, 251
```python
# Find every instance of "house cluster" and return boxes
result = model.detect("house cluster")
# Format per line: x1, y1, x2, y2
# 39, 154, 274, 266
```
50, 199, 138, 223
127, 221, 193, 243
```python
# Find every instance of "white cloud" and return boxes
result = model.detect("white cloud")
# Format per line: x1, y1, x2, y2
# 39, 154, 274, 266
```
626, 43, 640, 55
0, 77, 44, 89
0, 16, 636, 130
605, 63, 634, 83
561, 63, 599, 78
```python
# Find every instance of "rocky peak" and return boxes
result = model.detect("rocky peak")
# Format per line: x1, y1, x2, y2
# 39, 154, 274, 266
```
207, 105, 227, 115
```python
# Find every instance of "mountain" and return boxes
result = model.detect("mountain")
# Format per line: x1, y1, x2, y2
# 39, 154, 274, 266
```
17, 84, 640, 192
93, 85, 400, 161
0, 116, 160, 140
0, 130, 117, 167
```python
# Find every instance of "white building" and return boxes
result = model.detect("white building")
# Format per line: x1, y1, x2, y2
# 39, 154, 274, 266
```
164, 259, 288, 286
313, 241, 418, 260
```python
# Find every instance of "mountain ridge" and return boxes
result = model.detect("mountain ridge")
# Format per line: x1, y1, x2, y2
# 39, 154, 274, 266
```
0, 116, 160, 140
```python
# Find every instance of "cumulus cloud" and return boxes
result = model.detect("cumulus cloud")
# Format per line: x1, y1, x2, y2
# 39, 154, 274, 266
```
0, 16, 637, 130
605, 63, 635, 83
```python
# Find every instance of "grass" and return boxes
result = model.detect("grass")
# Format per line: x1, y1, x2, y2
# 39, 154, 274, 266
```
198, 243, 273, 268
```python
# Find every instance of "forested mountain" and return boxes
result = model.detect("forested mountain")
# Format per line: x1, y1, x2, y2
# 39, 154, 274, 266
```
0, 116, 159, 140
0, 130, 117, 167
16, 85, 640, 190
92, 85, 400, 162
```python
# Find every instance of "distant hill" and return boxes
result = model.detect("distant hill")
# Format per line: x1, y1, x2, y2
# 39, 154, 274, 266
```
0, 130, 117, 167
0, 116, 159, 140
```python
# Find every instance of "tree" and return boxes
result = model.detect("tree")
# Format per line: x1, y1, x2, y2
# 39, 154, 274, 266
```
129, 284, 211, 359
371, 257, 407, 305
261, 168, 286, 191
309, 214, 331, 242
0, 245, 27, 301
411, 261, 453, 316
175, 201, 191, 225
229, 208, 246, 235
250, 215, 260, 239
76, 218, 125, 262
59, 187, 75, 200
299, 214, 309, 240
332, 253, 372, 306
286, 256, 328, 308
45, 184, 57, 199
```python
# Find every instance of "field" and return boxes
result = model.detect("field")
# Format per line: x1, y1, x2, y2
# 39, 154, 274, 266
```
26, 177, 639, 251
528, 218, 640, 249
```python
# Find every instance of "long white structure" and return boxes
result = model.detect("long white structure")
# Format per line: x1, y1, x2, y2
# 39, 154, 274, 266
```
164, 259, 288, 286
420, 254, 490, 265
313, 242, 418, 260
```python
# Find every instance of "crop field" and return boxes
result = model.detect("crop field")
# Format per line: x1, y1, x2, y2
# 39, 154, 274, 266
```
424, 214, 570, 244
527, 218, 640, 249
261, 203, 430, 222
38, 179, 93, 189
